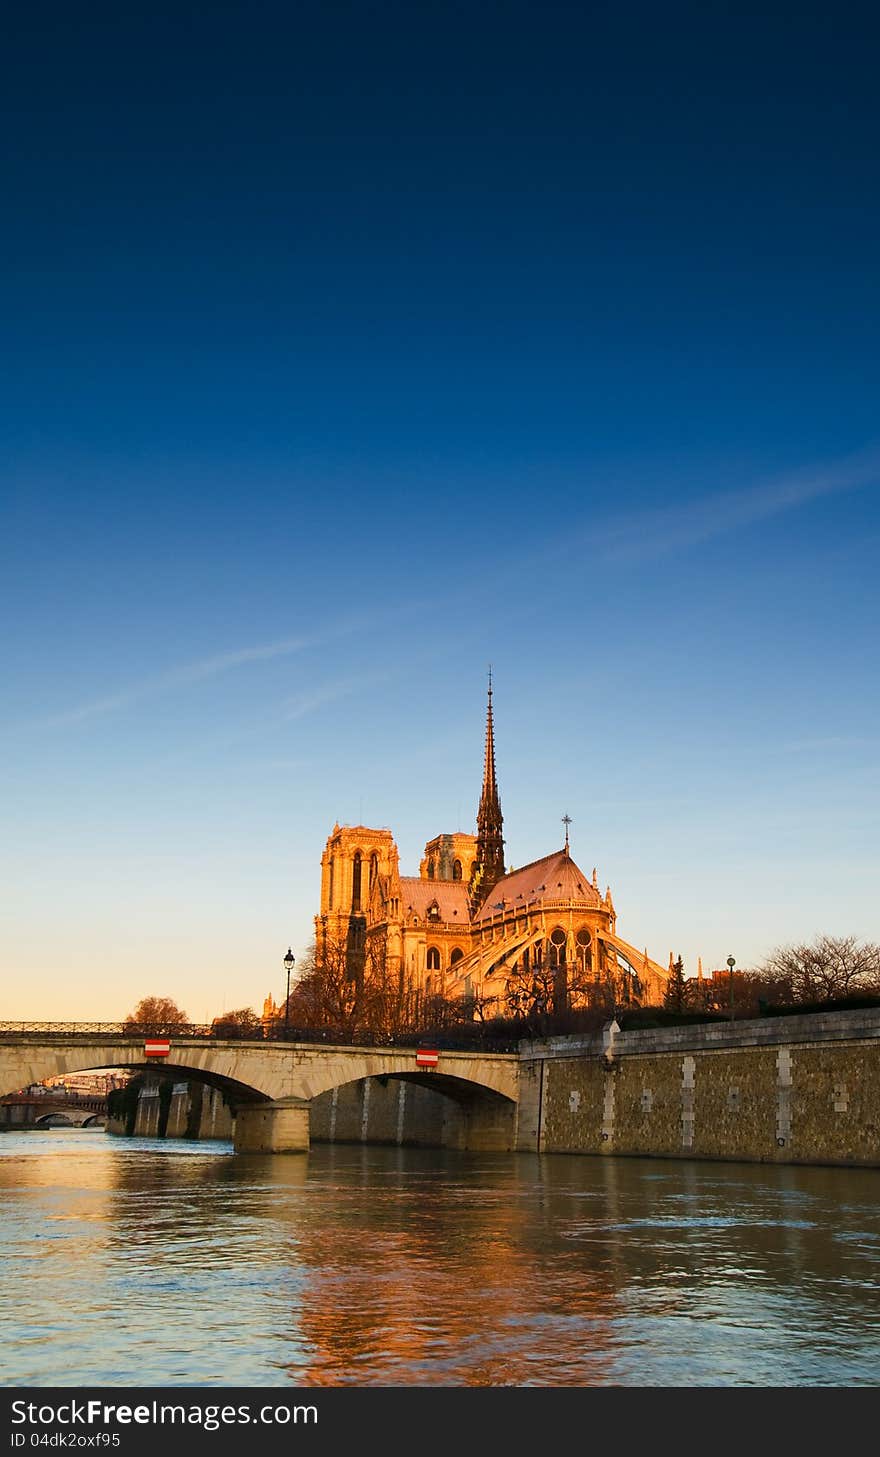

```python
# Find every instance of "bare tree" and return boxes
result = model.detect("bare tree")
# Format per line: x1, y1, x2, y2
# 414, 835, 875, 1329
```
761, 935, 880, 1003
285, 937, 358, 1032
503, 961, 551, 1025
286, 928, 407, 1037
124, 996, 189, 1033
457, 988, 500, 1025
211, 1007, 263, 1039
359, 930, 414, 1037
503, 955, 596, 1031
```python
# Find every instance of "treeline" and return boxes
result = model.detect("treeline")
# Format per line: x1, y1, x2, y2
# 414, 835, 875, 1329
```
121, 933, 880, 1050
663, 935, 880, 1018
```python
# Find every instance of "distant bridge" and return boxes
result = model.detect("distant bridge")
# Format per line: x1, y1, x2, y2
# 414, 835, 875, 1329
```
0, 1091, 108, 1129
0, 1025, 521, 1153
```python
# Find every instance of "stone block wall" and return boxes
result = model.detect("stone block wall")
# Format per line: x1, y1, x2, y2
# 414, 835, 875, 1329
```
781, 1043, 880, 1165
310, 1076, 459, 1147
107, 1074, 465, 1148
107, 1079, 233, 1141
537, 1057, 606, 1154
524, 1011, 880, 1167
165, 1082, 234, 1140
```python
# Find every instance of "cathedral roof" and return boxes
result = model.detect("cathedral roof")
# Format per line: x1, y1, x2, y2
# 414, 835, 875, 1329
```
473, 848, 601, 921
399, 876, 471, 923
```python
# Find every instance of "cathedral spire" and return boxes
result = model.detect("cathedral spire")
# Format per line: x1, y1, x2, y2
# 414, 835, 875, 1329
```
475, 668, 505, 895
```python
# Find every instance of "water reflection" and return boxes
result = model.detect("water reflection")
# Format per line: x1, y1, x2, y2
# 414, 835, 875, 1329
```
1, 1131, 879, 1385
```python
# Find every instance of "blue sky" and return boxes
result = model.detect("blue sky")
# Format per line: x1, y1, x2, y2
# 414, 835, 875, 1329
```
3, 2, 879, 1020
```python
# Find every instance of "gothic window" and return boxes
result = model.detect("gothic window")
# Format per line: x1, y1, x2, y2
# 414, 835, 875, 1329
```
427, 947, 441, 971
427, 900, 441, 922
369, 852, 378, 889
452, 859, 462, 881
549, 927, 567, 969
352, 852, 363, 912
450, 948, 464, 967
549, 927, 568, 1012
576, 928, 592, 977
328, 858, 335, 909
427, 859, 436, 880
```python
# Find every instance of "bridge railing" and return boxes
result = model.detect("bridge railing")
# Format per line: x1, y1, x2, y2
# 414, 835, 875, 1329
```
0, 1021, 519, 1053
0, 1022, 216, 1038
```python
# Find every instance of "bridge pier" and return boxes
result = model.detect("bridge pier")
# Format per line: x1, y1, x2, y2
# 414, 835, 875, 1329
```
448, 1094, 517, 1151
233, 1098, 310, 1154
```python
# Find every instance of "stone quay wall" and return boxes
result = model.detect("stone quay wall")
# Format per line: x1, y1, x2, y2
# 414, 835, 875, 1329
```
109, 1075, 485, 1149
517, 1008, 880, 1167
106, 1080, 234, 1141
310, 1077, 453, 1146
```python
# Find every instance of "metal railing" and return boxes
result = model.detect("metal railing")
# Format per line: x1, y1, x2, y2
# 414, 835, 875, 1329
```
0, 1021, 216, 1038
0, 1021, 520, 1053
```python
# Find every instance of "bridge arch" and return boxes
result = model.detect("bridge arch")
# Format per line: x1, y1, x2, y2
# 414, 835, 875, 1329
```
0, 1039, 518, 1106
0, 1037, 520, 1153
284, 1048, 518, 1106
0, 1042, 291, 1107
310, 1067, 516, 1109
34, 1111, 75, 1127
308, 1068, 518, 1154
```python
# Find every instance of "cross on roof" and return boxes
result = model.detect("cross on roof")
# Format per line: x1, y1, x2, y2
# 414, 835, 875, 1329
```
562, 813, 572, 851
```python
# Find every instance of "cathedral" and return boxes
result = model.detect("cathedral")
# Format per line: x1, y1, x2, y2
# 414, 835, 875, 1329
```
308, 678, 670, 1018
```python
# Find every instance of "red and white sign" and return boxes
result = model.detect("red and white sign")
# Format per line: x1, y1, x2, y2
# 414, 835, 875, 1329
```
144, 1040, 171, 1057
415, 1049, 439, 1068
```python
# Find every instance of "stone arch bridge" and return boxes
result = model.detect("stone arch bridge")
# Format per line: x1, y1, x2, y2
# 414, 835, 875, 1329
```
0, 1094, 107, 1129
0, 1032, 521, 1153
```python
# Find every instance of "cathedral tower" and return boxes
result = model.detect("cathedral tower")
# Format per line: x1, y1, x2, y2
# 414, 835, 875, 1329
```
473, 671, 505, 902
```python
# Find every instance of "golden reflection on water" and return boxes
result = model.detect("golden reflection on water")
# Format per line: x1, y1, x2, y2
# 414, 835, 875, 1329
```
282, 1151, 620, 1386
2, 1131, 880, 1386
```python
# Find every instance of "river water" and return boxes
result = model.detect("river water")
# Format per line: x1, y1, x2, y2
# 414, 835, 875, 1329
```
1, 1129, 879, 1387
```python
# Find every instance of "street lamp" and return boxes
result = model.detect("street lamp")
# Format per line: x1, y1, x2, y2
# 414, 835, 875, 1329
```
283, 947, 295, 1038
727, 955, 736, 1022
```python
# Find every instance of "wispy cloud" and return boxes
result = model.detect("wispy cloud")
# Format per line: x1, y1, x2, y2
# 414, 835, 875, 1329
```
588, 447, 880, 563
44, 634, 312, 729
37, 605, 410, 733
780, 736, 878, 753
283, 670, 395, 722
29, 446, 879, 734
